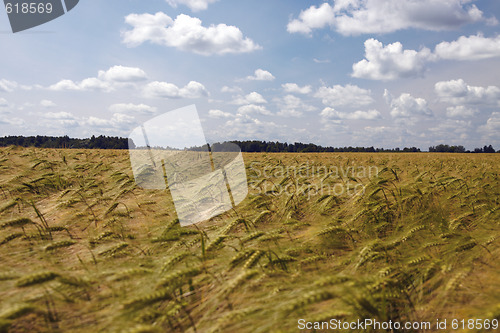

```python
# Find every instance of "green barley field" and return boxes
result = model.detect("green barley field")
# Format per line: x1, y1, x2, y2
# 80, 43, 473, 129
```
0, 146, 499, 332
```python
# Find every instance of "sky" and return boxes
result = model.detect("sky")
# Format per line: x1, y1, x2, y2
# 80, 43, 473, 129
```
0, 0, 499, 150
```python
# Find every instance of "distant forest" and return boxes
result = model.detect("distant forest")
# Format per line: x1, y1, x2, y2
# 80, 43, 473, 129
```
0, 135, 498, 153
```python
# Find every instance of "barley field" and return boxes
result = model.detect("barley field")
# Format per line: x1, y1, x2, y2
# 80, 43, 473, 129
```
0, 146, 499, 332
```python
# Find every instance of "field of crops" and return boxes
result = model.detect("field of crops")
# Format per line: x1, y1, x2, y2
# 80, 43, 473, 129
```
0, 146, 499, 332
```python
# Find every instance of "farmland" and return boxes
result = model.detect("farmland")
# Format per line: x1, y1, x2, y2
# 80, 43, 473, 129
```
0, 146, 499, 332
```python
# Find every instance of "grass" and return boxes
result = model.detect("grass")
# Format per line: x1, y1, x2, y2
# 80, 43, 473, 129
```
0, 146, 499, 332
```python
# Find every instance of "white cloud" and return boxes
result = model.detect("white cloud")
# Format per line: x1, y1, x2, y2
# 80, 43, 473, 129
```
282, 83, 312, 94
47, 66, 146, 92
0, 98, 8, 108
80, 78, 113, 91
39, 111, 137, 132
287, 3, 335, 36
352, 39, 435, 80
435, 79, 500, 105
0, 116, 25, 126
41, 111, 79, 127
86, 117, 112, 127
384, 90, 433, 118
48, 79, 81, 91
219, 113, 284, 141
179, 81, 209, 98
237, 104, 272, 116
48, 66, 147, 92
122, 13, 261, 55
446, 105, 479, 118
314, 84, 374, 108
0, 79, 17, 92
16, 103, 34, 112
208, 109, 233, 118
320, 107, 381, 120
165, 0, 217, 12
246, 69, 275, 81
313, 58, 331, 64
288, 1, 491, 36
353, 34, 500, 81
109, 103, 157, 114
143, 80, 208, 99
428, 119, 472, 139
435, 34, 500, 60
40, 100, 56, 108
97, 66, 147, 82
85, 113, 135, 128
221, 86, 242, 93
479, 112, 500, 139
43, 111, 76, 120
232, 92, 267, 105
276, 95, 316, 117
48, 78, 112, 92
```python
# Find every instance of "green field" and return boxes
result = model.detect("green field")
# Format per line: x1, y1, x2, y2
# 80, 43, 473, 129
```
0, 147, 499, 332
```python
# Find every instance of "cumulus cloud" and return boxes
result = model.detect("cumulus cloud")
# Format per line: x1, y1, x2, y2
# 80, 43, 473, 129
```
276, 95, 316, 117
246, 69, 275, 81
287, 3, 335, 36
384, 90, 433, 118
208, 109, 233, 118
352, 39, 435, 80
353, 33, 500, 80
122, 13, 261, 55
97, 66, 147, 82
221, 86, 242, 93
48, 66, 147, 92
314, 84, 374, 108
42, 112, 135, 131
435, 34, 500, 60
0, 79, 17, 92
446, 105, 479, 118
0, 116, 25, 126
435, 79, 500, 105
109, 103, 157, 114
232, 92, 267, 105
48, 80, 80, 91
48, 78, 112, 92
237, 104, 272, 116
479, 112, 500, 139
288, 1, 491, 36
428, 119, 472, 141
282, 83, 312, 94
165, 0, 217, 12
85, 113, 135, 128
80, 78, 113, 91
143, 81, 208, 99
42, 111, 79, 127
353, 34, 500, 80
320, 107, 381, 120
43, 111, 76, 120
219, 113, 284, 141
40, 100, 56, 108
0, 98, 8, 108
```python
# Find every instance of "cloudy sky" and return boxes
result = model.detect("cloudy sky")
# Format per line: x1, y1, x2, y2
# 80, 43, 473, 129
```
1, 0, 499, 150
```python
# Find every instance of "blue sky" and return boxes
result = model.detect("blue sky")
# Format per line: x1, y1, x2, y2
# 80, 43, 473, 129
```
1, 0, 499, 149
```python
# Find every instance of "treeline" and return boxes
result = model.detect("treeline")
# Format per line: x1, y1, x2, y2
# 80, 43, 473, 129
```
428, 144, 497, 153
0, 135, 129, 149
234, 141, 498, 153
229, 140, 421, 153
0, 136, 498, 153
